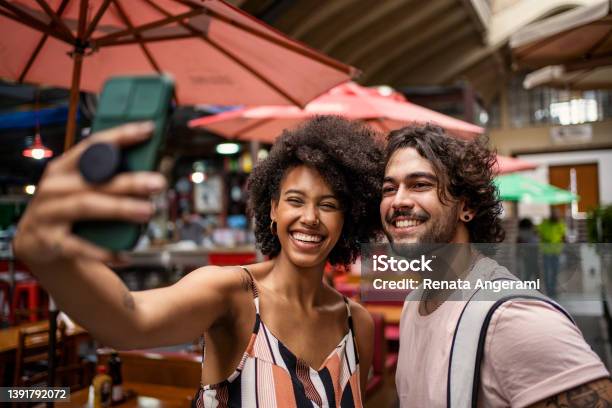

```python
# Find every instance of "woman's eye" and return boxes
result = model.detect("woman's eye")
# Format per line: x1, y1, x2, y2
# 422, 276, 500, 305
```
382, 186, 396, 195
320, 202, 338, 210
287, 197, 302, 205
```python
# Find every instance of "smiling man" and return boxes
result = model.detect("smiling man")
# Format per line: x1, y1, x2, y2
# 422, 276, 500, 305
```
380, 124, 611, 407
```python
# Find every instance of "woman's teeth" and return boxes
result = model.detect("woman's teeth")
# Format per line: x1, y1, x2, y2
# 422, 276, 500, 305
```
292, 232, 323, 243
394, 219, 423, 228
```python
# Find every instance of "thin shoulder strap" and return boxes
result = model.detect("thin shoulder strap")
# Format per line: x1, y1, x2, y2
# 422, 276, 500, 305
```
343, 296, 353, 322
343, 296, 360, 365
240, 265, 260, 313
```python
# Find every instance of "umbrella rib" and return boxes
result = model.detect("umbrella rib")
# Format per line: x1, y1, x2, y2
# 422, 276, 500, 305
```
144, 0, 302, 106
111, 0, 163, 73
93, 8, 205, 45
83, 0, 113, 40
100, 33, 195, 46
170, 0, 356, 76
19, 0, 71, 83
34, 0, 74, 41
0, 1, 72, 43
231, 117, 274, 139
142, 0, 302, 106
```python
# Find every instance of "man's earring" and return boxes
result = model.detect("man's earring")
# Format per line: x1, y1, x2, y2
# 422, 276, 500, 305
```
270, 219, 277, 235
463, 215, 471, 222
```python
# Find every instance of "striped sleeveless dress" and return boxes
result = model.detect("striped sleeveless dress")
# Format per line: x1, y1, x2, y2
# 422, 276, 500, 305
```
194, 267, 363, 407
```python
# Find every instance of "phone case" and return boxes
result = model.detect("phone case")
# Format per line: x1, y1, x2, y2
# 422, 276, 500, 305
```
73, 75, 175, 252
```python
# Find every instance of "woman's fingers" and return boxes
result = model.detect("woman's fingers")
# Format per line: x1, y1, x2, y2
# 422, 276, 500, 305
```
49, 122, 154, 173
36, 192, 155, 223
40, 172, 166, 197
54, 234, 116, 263
99, 172, 166, 195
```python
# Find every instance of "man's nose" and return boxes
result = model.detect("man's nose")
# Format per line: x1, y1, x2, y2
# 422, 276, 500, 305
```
391, 184, 415, 211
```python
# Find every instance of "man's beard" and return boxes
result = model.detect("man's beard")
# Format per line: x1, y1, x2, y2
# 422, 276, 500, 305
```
418, 206, 458, 243
385, 205, 459, 245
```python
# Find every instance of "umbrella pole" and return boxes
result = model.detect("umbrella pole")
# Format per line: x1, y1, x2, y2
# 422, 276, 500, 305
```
47, 297, 58, 408
64, 52, 83, 150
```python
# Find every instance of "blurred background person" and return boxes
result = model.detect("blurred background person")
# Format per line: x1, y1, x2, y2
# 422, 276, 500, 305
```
538, 208, 566, 298
517, 218, 540, 282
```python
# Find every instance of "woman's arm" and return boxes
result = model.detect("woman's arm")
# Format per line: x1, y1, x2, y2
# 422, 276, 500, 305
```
349, 301, 375, 396
13, 123, 242, 349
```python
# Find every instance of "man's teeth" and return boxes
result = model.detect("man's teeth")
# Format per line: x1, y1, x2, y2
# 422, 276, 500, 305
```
292, 232, 323, 243
394, 219, 423, 228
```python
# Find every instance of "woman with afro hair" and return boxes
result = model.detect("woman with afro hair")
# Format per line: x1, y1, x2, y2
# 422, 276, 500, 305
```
15, 115, 384, 407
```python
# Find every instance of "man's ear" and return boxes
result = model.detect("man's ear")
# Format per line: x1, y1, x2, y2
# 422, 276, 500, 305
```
459, 200, 476, 222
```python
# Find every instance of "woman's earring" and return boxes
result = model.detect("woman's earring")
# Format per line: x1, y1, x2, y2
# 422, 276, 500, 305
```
270, 219, 277, 235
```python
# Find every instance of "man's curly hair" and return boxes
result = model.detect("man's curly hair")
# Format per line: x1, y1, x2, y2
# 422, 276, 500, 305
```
247, 116, 384, 265
385, 124, 505, 243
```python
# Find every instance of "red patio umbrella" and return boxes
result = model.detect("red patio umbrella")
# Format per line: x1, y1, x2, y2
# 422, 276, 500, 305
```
0, 0, 358, 149
189, 82, 484, 141
494, 155, 537, 174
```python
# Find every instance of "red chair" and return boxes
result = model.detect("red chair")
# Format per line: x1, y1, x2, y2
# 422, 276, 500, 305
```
11, 280, 44, 324
208, 252, 256, 266
0, 280, 10, 323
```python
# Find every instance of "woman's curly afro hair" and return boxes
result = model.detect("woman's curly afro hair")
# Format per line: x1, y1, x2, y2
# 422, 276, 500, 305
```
247, 115, 384, 266
385, 124, 505, 243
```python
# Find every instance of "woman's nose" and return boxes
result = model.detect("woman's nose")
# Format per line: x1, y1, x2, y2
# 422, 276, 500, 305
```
300, 204, 320, 226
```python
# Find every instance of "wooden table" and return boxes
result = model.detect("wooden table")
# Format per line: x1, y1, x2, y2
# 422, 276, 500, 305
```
365, 304, 403, 326
0, 320, 88, 385
70, 382, 196, 407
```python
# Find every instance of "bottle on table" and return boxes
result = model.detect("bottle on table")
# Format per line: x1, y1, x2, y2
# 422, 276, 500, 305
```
92, 365, 112, 408
108, 351, 124, 404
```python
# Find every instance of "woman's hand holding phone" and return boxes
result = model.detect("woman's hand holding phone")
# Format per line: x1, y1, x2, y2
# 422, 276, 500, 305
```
13, 122, 166, 266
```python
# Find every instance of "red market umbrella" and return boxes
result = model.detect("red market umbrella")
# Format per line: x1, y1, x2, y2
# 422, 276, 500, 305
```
189, 82, 484, 142
494, 155, 537, 174
0, 0, 358, 149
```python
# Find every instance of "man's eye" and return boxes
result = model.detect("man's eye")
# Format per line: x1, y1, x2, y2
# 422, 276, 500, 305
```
413, 182, 432, 189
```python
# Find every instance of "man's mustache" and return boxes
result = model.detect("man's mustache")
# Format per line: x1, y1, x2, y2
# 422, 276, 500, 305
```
385, 209, 429, 224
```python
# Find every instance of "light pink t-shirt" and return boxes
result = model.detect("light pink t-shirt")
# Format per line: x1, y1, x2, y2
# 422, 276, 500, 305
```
396, 260, 610, 408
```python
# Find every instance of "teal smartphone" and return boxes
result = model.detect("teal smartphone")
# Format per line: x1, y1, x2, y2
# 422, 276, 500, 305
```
73, 75, 175, 252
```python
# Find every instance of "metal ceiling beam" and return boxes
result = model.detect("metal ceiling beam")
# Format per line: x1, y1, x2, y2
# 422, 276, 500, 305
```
320, 0, 412, 56
345, 0, 457, 67
361, 7, 467, 83
286, 0, 355, 40
381, 25, 475, 85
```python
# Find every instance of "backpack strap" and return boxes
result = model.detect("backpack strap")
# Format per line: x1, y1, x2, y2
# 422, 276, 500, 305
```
447, 281, 574, 408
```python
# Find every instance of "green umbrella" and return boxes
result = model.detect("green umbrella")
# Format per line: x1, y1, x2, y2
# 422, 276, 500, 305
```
494, 173, 578, 204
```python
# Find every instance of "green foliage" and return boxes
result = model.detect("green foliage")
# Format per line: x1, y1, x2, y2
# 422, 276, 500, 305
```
587, 204, 612, 243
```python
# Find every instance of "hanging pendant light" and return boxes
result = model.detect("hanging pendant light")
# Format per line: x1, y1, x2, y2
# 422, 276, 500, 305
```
23, 132, 53, 159
23, 87, 53, 160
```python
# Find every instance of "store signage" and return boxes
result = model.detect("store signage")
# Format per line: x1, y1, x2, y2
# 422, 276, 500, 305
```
550, 124, 592, 144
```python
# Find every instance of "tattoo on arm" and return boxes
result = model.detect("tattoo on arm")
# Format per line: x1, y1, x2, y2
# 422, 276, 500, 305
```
543, 378, 612, 408
122, 290, 135, 310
